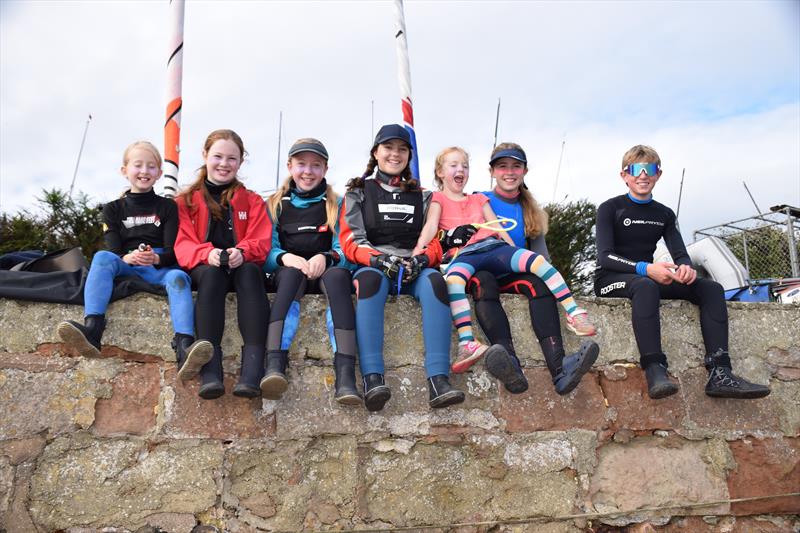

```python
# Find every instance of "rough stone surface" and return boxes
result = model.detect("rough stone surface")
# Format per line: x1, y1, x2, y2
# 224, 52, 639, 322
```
589, 437, 733, 526
0, 295, 798, 531
93, 363, 160, 436
495, 368, 607, 432
28, 433, 222, 530
727, 437, 800, 515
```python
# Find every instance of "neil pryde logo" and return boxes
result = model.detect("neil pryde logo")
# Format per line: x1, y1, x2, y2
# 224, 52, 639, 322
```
624, 217, 664, 227
600, 281, 626, 295
609, 254, 636, 266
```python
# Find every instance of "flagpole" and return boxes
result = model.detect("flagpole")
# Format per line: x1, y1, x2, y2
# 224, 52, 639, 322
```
392, 0, 420, 180
162, 0, 185, 198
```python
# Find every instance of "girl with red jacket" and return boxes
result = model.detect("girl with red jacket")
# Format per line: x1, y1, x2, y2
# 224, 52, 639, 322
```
175, 129, 271, 399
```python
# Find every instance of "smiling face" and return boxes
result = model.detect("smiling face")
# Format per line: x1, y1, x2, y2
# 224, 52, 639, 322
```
435, 149, 470, 194
288, 152, 327, 192
490, 157, 528, 195
621, 161, 661, 200
374, 139, 410, 176
121, 146, 162, 193
203, 139, 242, 185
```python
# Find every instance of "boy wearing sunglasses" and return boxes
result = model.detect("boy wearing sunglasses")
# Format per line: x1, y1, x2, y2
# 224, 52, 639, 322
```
593, 145, 770, 400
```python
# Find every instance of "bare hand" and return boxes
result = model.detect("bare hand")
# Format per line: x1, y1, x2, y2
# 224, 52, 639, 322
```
226, 248, 244, 269
282, 253, 309, 275
646, 262, 680, 285
674, 264, 697, 285
307, 254, 327, 280
207, 248, 222, 267
136, 248, 157, 266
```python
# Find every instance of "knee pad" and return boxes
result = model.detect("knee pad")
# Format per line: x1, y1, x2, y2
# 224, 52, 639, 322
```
469, 271, 499, 301
422, 269, 449, 305
354, 269, 386, 300
165, 270, 190, 291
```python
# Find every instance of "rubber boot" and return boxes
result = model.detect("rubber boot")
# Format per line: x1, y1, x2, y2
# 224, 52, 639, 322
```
484, 342, 528, 394
260, 350, 288, 400
704, 349, 770, 399
57, 314, 106, 358
644, 362, 679, 399
553, 340, 599, 396
333, 353, 362, 406
428, 375, 465, 408
363, 373, 391, 412
234, 345, 266, 398
198, 345, 225, 400
173, 334, 213, 381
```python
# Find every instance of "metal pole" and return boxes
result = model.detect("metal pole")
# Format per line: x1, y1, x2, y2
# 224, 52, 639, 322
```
68, 114, 92, 199
489, 98, 501, 189
275, 111, 283, 190
676, 168, 685, 219
785, 206, 799, 277
743, 181, 763, 216
552, 139, 566, 203
371, 99, 374, 142
742, 232, 751, 278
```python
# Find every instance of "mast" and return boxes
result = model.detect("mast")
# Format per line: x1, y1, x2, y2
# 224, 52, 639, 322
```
68, 114, 92, 199
162, 0, 185, 198
392, 0, 420, 179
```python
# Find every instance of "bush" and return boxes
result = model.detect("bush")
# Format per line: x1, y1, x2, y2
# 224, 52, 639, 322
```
543, 200, 597, 295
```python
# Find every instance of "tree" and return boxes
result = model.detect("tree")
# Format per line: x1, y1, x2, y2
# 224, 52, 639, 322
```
721, 225, 800, 281
0, 188, 104, 258
543, 200, 597, 295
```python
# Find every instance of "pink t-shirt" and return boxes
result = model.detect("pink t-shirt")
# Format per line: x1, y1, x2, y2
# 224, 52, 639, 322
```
431, 191, 497, 245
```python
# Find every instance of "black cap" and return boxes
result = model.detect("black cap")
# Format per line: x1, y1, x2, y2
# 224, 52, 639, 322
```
372, 124, 411, 149
288, 139, 329, 161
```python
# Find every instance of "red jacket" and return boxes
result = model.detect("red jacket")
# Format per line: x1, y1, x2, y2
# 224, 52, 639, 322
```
175, 187, 271, 270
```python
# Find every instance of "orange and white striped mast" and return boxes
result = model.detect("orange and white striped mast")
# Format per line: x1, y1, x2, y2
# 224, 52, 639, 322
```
162, 0, 184, 197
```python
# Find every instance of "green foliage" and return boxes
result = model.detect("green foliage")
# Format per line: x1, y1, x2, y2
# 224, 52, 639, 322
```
543, 200, 597, 294
0, 188, 104, 258
721, 225, 799, 281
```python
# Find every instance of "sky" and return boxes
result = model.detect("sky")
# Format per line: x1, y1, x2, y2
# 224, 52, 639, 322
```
1, 0, 799, 243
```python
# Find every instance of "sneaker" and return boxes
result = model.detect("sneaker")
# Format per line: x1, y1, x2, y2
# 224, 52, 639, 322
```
552, 340, 599, 396
452, 341, 491, 373
485, 349, 528, 394
705, 366, 770, 399
565, 310, 596, 337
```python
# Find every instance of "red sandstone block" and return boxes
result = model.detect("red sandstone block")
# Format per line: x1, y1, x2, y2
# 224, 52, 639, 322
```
93, 363, 160, 436
727, 437, 800, 515
680, 369, 783, 434
601, 368, 685, 431
495, 368, 607, 432
165, 368, 275, 439
661, 516, 795, 532
0, 351, 77, 373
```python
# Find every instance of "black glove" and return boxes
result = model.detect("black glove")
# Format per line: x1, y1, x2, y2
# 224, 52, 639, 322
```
441, 224, 477, 250
403, 254, 429, 283
370, 254, 402, 280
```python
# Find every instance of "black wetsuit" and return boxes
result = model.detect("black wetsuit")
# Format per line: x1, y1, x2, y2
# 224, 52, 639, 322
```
102, 190, 178, 266
594, 193, 727, 368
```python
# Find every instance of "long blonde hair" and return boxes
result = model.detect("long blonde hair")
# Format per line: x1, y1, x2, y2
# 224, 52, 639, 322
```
490, 142, 549, 238
177, 129, 246, 220
268, 139, 339, 230
120, 140, 162, 197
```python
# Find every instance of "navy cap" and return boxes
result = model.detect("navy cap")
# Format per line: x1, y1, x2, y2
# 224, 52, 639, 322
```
490, 148, 527, 166
288, 139, 329, 161
373, 124, 411, 149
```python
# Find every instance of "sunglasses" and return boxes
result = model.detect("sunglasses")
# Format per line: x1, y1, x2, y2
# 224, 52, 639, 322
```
625, 162, 660, 177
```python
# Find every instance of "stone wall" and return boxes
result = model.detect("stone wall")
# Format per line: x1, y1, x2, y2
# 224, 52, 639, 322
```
0, 294, 798, 533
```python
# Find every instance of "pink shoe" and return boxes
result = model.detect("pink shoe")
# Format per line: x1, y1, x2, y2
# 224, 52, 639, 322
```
451, 341, 489, 373
565, 310, 596, 336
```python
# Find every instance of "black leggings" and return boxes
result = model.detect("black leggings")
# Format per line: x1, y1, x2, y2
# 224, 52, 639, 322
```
468, 271, 562, 356
267, 266, 356, 357
594, 273, 727, 367
190, 262, 269, 346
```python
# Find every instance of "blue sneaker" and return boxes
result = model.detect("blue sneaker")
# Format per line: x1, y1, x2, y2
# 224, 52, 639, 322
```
553, 340, 599, 395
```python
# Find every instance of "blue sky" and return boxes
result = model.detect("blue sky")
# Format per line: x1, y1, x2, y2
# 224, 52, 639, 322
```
1, 0, 798, 242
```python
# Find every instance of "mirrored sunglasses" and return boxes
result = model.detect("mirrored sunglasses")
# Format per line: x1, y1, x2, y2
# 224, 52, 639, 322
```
625, 162, 660, 177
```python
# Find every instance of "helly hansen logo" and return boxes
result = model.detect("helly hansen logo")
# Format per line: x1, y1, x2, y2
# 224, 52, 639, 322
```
623, 217, 664, 227
600, 281, 626, 295
238, 211, 247, 220
122, 215, 161, 229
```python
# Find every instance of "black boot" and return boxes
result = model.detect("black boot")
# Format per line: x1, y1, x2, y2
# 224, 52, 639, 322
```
428, 375, 465, 408
57, 314, 106, 358
260, 350, 288, 400
363, 373, 391, 412
484, 343, 528, 394
173, 334, 213, 381
704, 349, 770, 399
198, 345, 225, 400
334, 353, 362, 406
234, 345, 266, 398
644, 362, 679, 399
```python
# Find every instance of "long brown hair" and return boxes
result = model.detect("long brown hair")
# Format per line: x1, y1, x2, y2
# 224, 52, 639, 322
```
346, 146, 418, 192
490, 142, 549, 238
177, 129, 247, 220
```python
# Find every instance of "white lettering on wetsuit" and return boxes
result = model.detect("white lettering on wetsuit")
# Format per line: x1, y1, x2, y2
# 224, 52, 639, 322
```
608, 254, 636, 266
600, 281, 627, 295
623, 217, 664, 227
122, 215, 161, 228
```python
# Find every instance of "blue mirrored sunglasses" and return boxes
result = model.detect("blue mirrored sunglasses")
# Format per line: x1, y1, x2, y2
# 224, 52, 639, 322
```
625, 162, 660, 177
